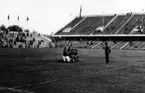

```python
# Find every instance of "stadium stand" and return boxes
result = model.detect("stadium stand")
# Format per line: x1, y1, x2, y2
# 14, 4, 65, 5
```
55, 17, 84, 35
92, 15, 114, 35
137, 42, 145, 49
90, 41, 102, 49
55, 13, 140, 35
103, 14, 131, 34
139, 42, 145, 49
0, 25, 51, 48
53, 13, 145, 50
118, 15, 143, 34
68, 16, 103, 35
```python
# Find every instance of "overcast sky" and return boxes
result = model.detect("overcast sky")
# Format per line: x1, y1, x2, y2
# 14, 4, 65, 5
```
0, 0, 145, 34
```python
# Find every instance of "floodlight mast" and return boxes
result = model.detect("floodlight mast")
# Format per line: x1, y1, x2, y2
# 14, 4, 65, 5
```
79, 5, 82, 18
103, 12, 105, 28
102, 12, 105, 32
69, 14, 72, 28
142, 9, 144, 33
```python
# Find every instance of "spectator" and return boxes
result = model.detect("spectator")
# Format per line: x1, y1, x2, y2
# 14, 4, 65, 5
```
104, 42, 111, 64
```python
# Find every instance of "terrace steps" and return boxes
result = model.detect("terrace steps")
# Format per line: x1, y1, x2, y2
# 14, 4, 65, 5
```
120, 42, 129, 49
104, 15, 118, 29
68, 17, 87, 35
119, 15, 142, 34
112, 42, 126, 49
91, 41, 102, 49
133, 42, 144, 49
115, 14, 134, 34
103, 15, 130, 34
94, 42, 103, 49
139, 43, 145, 49
128, 41, 141, 50
108, 41, 114, 47
122, 42, 131, 50
136, 42, 145, 49
92, 16, 114, 35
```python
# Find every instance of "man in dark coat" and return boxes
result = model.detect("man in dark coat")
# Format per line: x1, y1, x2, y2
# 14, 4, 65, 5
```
104, 42, 111, 64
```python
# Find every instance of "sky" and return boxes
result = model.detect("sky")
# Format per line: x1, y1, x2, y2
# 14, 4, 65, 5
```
0, 0, 145, 35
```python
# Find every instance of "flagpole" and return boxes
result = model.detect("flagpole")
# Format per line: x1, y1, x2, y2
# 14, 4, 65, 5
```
103, 12, 104, 27
79, 5, 82, 18
70, 14, 72, 28
26, 16, 29, 31
17, 16, 19, 27
7, 14, 10, 27
102, 12, 105, 32
142, 9, 144, 33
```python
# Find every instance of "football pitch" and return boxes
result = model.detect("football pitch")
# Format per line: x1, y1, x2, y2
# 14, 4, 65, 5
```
1, 48, 145, 93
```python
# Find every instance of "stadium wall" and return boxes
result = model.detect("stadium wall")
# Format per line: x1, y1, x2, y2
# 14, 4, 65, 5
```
52, 35, 145, 41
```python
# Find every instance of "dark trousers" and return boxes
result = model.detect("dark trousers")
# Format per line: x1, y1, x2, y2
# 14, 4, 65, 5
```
105, 54, 109, 63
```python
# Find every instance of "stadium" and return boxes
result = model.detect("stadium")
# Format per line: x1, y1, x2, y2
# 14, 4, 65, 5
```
1, 2, 145, 93
52, 12, 145, 50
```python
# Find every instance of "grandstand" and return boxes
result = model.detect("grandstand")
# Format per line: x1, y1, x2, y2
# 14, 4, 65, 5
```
52, 12, 145, 50
0, 28, 51, 48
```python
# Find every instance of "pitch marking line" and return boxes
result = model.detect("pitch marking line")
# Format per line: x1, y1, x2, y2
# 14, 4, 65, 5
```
0, 87, 34, 93
12, 65, 132, 89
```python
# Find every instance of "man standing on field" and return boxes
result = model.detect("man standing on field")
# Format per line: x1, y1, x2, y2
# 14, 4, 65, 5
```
104, 42, 111, 64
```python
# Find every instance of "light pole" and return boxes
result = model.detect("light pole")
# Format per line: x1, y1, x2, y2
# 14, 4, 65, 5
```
26, 16, 29, 31
69, 14, 72, 28
103, 12, 105, 27
7, 14, 10, 26
142, 9, 144, 33
17, 15, 19, 26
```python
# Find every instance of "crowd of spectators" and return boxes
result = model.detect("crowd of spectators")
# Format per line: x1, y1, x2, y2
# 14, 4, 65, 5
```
0, 25, 46, 48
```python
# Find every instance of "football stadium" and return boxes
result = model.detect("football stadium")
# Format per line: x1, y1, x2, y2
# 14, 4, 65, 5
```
1, 1, 145, 92
1, 11, 145, 93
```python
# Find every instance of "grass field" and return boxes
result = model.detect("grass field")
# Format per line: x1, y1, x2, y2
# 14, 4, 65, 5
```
1, 48, 145, 93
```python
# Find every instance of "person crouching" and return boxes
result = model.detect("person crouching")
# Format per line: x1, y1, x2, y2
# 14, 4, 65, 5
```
63, 47, 67, 62
66, 47, 71, 62
70, 48, 79, 63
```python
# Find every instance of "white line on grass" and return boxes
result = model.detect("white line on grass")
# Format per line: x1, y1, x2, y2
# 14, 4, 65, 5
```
0, 87, 34, 93
12, 65, 131, 89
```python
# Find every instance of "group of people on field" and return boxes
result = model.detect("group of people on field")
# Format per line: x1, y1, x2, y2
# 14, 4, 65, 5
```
62, 41, 111, 64
62, 47, 79, 63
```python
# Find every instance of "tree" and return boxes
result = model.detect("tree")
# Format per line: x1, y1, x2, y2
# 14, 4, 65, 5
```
0, 25, 7, 31
7, 25, 23, 32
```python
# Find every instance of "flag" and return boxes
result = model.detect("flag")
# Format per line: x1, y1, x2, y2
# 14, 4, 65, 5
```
7, 15, 10, 20
17, 16, 19, 21
26, 17, 29, 21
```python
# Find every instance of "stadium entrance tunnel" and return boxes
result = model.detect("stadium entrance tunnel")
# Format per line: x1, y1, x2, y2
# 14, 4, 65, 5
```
52, 35, 145, 42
